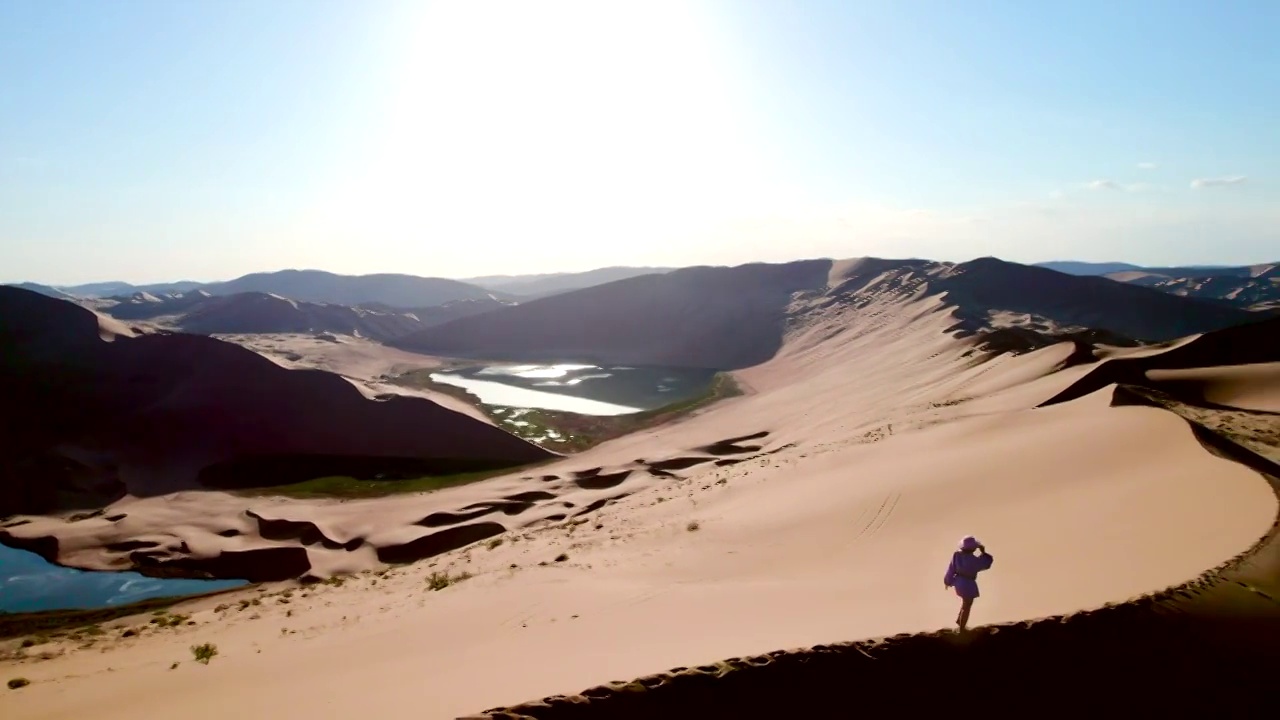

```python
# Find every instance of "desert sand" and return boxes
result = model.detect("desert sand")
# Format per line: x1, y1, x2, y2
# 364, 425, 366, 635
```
3, 269, 1279, 717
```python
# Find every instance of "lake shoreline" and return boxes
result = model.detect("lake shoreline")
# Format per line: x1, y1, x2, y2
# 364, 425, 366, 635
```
391, 368, 744, 452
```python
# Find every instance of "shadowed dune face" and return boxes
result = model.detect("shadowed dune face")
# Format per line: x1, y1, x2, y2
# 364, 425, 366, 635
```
1038, 316, 1280, 408
393, 257, 1260, 370
934, 257, 1256, 340
0, 287, 551, 515
393, 260, 836, 369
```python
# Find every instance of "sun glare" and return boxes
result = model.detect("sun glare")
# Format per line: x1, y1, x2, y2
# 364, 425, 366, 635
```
313, 0, 770, 268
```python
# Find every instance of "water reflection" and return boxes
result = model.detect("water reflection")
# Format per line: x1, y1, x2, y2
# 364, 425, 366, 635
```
430, 363, 716, 415
0, 543, 245, 613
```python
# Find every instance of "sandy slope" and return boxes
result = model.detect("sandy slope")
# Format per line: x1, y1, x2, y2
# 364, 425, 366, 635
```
3, 289, 1278, 718
211, 332, 488, 422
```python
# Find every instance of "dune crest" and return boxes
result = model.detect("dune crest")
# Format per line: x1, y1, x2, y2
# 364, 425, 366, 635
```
3, 271, 1277, 718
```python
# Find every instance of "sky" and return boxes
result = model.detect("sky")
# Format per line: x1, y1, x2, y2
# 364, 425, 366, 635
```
2, 0, 1277, 285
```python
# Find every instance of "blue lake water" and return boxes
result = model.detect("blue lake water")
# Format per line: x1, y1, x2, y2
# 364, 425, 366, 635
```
0, 543, 246, 614
429, 363, 717, 415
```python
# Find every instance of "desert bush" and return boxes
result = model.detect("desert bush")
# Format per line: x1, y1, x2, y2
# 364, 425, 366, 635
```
190, 643, 218, 665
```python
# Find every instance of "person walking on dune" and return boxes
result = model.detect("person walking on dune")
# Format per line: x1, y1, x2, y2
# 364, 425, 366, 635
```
943, 535, 994, 631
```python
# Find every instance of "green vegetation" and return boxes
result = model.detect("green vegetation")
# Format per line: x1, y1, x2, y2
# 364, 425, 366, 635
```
391, 369, 744, 453
190, 643, 218, 664
427, 570, 473, 591
150, 613, 189, 628
237, 464, 544, 500
0, 589, 242, 640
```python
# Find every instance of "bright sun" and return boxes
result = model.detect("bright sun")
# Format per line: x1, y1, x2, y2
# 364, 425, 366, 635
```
312, 1, 774, 268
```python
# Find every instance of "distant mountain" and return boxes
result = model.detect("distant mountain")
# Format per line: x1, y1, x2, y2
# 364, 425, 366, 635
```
197, 270, 503, 308
89, 290, 433, 342
1101, 262, 1280, 312
460, 266, 675, 298
57, 280, 206, 298
4, 282, 79, 301
392, 256, 1258, 370
54, 270, 503, 308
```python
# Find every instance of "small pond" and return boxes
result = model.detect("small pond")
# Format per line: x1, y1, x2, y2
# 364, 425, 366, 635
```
429, 363, 718, 415
0, 543, 245, 614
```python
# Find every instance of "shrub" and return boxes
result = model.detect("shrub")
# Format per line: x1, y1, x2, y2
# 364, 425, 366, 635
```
687, 520, 701, 532
427, 570, 473, 591
8, 677, 30, 690
191, 643, 218, 665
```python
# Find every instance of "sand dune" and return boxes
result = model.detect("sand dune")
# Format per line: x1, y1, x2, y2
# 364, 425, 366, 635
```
89, 291, 431, 342
2, 272, 1277, 718
393, 256, 1257, 369
0, 286, 549, 521
1101, 261, 1280, 311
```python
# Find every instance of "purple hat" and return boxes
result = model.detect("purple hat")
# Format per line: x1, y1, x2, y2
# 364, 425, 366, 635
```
959, 536, 981, 551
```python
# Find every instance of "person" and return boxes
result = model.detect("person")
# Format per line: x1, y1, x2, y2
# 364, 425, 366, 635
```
943, 535, 994, 631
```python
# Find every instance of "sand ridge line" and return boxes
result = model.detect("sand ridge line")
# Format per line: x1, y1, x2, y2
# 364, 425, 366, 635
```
468, 417, 1280, 717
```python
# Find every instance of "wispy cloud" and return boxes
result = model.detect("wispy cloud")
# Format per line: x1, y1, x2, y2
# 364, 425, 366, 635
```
1137, 162, 1158, 170
1190, 175, 1247, 188
1082, 179, 1156, 193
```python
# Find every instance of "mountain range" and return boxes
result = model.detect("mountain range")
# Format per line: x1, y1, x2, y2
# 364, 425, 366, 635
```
391, 256, 1263, 369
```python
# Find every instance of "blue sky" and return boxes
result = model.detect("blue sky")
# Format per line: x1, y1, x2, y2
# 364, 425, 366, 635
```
2, 0, 1276, 284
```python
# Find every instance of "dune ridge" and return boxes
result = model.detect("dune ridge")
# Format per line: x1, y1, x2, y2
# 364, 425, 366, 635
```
468, 381, 1280, 717
2, 266, 1277, 719
393, 256, 1257, 369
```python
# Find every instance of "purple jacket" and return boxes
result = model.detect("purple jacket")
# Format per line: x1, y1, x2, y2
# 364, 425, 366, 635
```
944, 550, 994, 599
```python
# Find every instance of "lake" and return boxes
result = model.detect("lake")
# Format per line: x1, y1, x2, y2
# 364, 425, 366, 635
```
0, 543, 246, 614
429, 363, 718, 415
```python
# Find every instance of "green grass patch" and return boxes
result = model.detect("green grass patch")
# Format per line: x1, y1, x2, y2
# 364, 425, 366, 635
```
0, 588, 244, 641
237, 464, 548, 500
391, 370, 743, 453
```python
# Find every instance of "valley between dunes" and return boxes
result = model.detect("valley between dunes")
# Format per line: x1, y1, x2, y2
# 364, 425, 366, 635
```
4, 283, 1280, 717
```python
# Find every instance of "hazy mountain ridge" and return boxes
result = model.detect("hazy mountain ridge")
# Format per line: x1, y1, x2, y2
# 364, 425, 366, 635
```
460, 266, 676, 298
392, 256, 1259, 369
86, 291, 428, 342
38, 267, 671, 306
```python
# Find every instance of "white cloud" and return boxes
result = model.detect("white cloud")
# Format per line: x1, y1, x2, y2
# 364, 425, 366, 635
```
1087, 179, 1121, 190
1137, 162, 1158, 170
1190, 175, 1247, 188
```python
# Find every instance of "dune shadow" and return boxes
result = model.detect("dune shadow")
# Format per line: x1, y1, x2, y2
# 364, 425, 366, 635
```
647, 457, 715, 473
376, 522, 506, 564
572, 470, 632, 491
